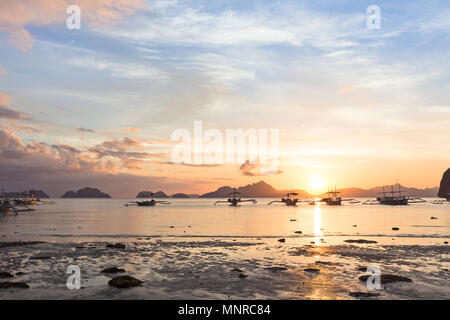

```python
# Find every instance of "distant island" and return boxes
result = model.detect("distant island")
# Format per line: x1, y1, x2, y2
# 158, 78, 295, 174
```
61, 187, 111, 198
438, 168, 450, 199
199, 180, 439, 198
200, 181, 310, 198
172, 193, 190, 198
136, 191, 169, 198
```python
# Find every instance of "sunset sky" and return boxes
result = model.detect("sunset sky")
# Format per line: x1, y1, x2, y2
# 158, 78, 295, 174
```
0, 0, 449, 197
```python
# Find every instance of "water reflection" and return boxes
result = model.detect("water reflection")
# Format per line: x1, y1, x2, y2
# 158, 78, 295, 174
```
313, 204, 323, 243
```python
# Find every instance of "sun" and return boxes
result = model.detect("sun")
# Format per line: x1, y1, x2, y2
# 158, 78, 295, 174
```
309, 176, 326, 193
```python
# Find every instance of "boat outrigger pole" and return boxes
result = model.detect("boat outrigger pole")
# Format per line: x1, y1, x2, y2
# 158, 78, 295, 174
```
125, 192, 171, 207
267, 189, 303, 206
214, 191, 257, 207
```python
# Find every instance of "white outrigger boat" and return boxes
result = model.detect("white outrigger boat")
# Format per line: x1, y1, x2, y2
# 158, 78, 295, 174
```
214, 191, 257, 207
0, 198, 35, 215
124, 193, 171, 207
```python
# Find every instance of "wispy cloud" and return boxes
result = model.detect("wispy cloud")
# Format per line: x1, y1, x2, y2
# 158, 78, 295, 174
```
0, 0, 146, 51
77, 126, 95, 133
66, 55, 167, 80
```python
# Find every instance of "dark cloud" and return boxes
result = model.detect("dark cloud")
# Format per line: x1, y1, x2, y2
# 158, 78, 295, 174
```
76, 126, 95, 133
0, 105, 27, 120
0, 128, 187, 197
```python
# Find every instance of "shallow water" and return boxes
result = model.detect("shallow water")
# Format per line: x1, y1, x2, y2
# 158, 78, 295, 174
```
1, 198, 449, 242
0, 199, 449, 300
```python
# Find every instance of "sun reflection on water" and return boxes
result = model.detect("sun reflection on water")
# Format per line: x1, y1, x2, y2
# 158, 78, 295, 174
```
313, 204, 323, 244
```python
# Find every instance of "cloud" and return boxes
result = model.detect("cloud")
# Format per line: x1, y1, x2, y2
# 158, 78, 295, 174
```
88, 136, 166, 170
0, 128, 190, 197
239, 159, 283, 177
0, 91, 11, 105
0, 91, 30, 120
0, 106, 26, 120
0, 0, 146, 51
338, 84, 356, 95
66, 55, 166, 80
77, 126, 95, 133
124, 126, 140, 133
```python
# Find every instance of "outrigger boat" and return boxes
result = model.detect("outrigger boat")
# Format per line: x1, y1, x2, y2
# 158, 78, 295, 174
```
363, 185, 425, 205
214, 191, 257, 207
267, 190, 302, 206
124, 193, 171, 207
1, 197, 35, 215
11, 189, 40, 205
319, 187, 359, 206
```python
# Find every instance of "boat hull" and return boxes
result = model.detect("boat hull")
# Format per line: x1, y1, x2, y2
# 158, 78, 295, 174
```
377, 198, 408, 205
327, 199, 342, 206
137, 201, 157, 206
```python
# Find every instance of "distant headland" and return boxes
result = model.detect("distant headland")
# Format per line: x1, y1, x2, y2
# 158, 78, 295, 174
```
438, 168, 450, 199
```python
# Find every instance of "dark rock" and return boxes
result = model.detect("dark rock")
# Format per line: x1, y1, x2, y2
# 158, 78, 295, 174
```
430, 217, 438, 220
352, 225, 357, 227
290, 219, 297, 222
289, 249, 309, 256
0, 281, 29, 289
0, 272, 13, 278
357, 267, 368, 272
0, 241, 46, 248
15, 272, 26, 276
392, 227, 400, 231
315, 261, 333, 266
294, 231, 302, 234
438, 168, 450, 198
30, 256, 51, 260
349, 292, 380, 298
265, 267, 288, 272
278, 238, 286, 243
101, 267, 126, 274
106, 243, 126, 249
231, 268, 243, 273
304, 268, 320, 273
359, 274, 413, 284
108, 275, 143, 288
344, 239, 377, 244
445, 241, 448, 244
238, 274, 248, 279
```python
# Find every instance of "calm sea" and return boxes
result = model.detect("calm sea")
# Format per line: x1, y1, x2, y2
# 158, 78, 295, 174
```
1, 198, 449, 244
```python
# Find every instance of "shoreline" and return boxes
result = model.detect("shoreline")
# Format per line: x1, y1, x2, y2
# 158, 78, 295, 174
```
1, 238, 449, 300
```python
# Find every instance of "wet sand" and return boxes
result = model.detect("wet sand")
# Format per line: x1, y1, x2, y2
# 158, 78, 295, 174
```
1, 237, 449, 300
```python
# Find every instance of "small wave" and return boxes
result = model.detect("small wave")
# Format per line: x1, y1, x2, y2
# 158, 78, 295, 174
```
21, 233, 450, 239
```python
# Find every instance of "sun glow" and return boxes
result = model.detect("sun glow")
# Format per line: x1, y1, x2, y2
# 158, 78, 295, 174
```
309, 175, 326, 193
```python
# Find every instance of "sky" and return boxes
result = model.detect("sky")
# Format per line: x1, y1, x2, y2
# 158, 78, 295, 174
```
0, 0, 449, 197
